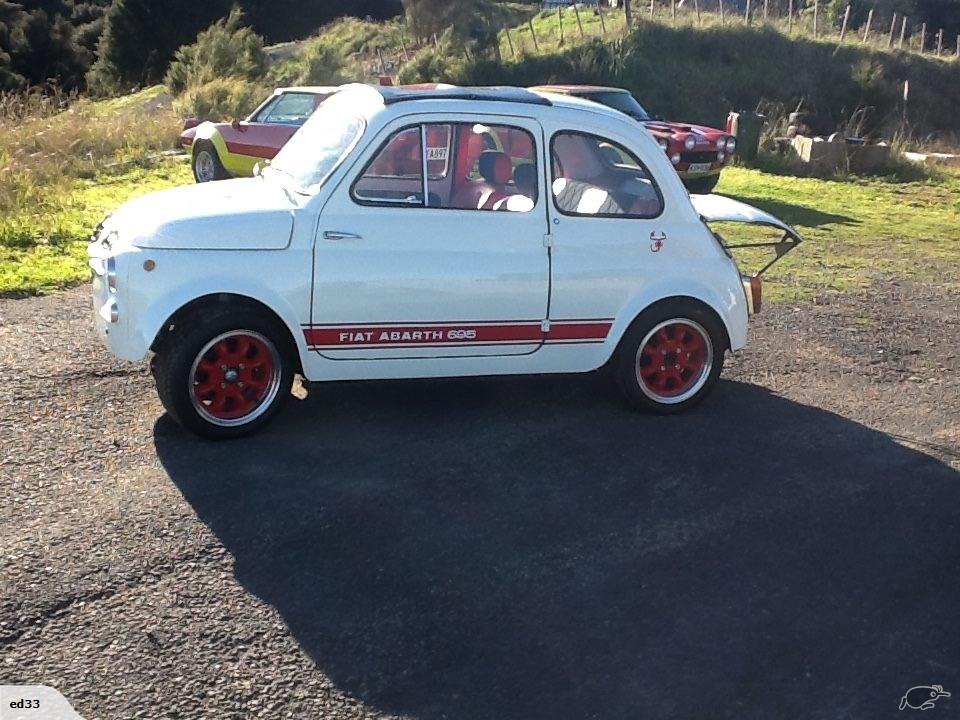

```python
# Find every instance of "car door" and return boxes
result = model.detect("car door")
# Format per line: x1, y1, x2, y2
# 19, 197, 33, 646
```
308, 114, 551, 360
539, 125, 686, 334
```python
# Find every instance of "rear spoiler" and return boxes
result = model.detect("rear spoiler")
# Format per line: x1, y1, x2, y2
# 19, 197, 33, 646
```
690, 193, 802, 276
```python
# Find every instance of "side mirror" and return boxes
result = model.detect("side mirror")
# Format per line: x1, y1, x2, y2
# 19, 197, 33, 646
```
231, 119, 246, 132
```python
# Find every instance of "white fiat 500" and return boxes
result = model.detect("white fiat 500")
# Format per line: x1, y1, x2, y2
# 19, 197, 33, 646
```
88, 84, 800, 438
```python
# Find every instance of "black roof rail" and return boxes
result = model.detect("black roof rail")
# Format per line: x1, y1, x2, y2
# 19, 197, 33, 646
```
375, 85, 552, 107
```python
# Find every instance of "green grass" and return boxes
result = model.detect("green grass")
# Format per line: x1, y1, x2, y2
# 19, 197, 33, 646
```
714, 165, 960, 301
2, 159, 957, 303
0, 160, 191, 296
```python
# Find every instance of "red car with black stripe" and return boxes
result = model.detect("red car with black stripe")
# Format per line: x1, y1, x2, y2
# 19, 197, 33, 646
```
530, 85, 736, 194
180, 86, 337, 183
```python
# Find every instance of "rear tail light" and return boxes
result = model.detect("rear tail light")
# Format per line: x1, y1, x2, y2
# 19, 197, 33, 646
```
742, 275, 762, 315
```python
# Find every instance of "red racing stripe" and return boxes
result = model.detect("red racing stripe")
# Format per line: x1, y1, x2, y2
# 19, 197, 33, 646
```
304, 320, 612, 349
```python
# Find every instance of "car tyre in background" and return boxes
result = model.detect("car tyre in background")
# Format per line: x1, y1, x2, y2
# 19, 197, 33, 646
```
683, 174, 720, 194
615, 299, 726, 414
152, 307, 296, 439
192, 141, 229, 183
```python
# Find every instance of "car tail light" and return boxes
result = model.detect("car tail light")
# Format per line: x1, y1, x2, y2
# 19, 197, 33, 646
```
742, 275, 762, 314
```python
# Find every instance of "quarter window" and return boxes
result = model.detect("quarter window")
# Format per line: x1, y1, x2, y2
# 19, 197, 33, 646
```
550, 131, 662, 218
351, 122, 538, 212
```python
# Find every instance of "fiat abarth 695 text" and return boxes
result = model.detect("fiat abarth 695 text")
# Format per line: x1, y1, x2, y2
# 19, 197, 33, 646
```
88, 84, 800, 438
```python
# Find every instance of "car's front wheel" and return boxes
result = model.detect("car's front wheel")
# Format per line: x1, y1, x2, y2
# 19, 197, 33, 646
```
152, 308, 295, 439
616, 301, 725, 413
192, 141, 228, 183
683, 173, 720, 194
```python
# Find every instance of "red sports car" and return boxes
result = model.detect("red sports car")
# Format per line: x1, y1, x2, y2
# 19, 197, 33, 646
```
530, 85, 735, 194
180, 86, 337, 183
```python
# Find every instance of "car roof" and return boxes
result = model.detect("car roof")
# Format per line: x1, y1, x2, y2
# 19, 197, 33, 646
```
530, 84, 628, 95
276, 86, 339, 95
374, 85, 552, 107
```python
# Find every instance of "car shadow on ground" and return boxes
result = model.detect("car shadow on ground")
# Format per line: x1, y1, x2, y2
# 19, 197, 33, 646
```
723, 193, 859, 229
155, 376, 960, 720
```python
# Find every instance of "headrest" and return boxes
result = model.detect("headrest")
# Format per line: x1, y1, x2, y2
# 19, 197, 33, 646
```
478, 151, 512, 185
513, 163, 537, 196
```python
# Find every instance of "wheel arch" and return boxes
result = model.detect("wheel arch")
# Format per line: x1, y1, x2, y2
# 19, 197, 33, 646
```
602, 280, 746, 366
148, 292, 306, 374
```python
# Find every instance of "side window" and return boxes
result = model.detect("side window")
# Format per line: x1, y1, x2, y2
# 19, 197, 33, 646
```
259, 93, 318, 126
550, 131, 662, 218
351, 122, 538, 212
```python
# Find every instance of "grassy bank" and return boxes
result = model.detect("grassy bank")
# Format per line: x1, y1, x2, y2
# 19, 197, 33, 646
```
402, 17, 960, 139
0, 86, 188, 296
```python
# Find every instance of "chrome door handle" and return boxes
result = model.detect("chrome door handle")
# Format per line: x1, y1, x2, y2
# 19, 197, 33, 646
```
323, 230, 362, 240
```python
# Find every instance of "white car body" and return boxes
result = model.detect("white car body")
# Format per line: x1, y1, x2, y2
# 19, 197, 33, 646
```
89, 84, 799, 407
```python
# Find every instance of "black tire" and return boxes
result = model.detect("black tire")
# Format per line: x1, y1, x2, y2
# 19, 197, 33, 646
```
615, 299, 726, 414
152, 306, 295, 439
683, 173, 721, 194
192, 141, 228, 183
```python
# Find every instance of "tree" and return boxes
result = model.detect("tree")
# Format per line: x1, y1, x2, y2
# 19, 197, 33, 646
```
88, 0, 232, 94
625, 0, 633, 26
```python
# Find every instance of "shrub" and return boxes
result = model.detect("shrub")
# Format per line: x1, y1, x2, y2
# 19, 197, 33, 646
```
164, 8, 268, 96
171, 76, 267, 121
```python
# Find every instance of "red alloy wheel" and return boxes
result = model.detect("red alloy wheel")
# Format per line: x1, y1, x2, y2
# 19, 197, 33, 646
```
636, 319, 713, 402
190, 331, 281, 424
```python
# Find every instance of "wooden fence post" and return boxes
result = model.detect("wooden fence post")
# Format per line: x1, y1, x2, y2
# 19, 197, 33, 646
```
936, 28, 943, 56
898, 15, 907, 49
505, 28, 516, 57
672, 0, 677, 24
573, 2, 585, 38
649, 0, 654, 21
813, 0, 819, 38
788, 0, 793, 33
745, 0, 751, 25
694, 0, 702, 26
836, 4, 850, 47
624, 0, 634, 26
763, 0, 768, 23
887, 13, 896, 48
956, 33, 960, 58
862, 7, 872, 43
528, 18, 539, 52
719, 0, 725, 25
920, 22, 926, 52
597, 0, 607, 34
557, 7, 564, 45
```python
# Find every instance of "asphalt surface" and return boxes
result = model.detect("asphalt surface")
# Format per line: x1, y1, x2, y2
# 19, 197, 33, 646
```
2, 282, 959, 719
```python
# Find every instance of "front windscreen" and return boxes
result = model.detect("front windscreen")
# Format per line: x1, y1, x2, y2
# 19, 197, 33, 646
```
585, 91, 651, 121
268, 107, 364, 193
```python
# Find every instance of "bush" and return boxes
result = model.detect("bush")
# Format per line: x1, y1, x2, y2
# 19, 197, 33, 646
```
172, 76, 267, 121
164, 8, 268, 96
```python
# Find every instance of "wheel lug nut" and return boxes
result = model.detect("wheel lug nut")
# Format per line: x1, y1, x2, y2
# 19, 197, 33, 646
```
660, 365, 666, 371
220, 365, 227, 371
239, 364, 245, 369
220, 382, 226, 389
238, 382, 245, 388
675, 364, 681, 369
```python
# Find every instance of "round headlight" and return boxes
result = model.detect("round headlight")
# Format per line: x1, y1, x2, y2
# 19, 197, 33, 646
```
657, 138, 668, 151
726, 137, 737, 153
716, 138, 725, 150
670, 153, 681, 165
683, 136, 696, 151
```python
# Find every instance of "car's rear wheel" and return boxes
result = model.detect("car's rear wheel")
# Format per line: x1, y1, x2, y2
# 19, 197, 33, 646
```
152, 308, 295, 439
683, 173, 720, 194
192, 141, 228, 183
616, 301, 725, 413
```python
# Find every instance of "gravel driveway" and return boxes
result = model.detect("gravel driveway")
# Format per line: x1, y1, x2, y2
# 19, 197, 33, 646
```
2, 282, 959, 719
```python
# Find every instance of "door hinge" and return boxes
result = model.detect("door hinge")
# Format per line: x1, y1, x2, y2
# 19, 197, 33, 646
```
543, 233, 553, 248
541, 319, 551, 332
